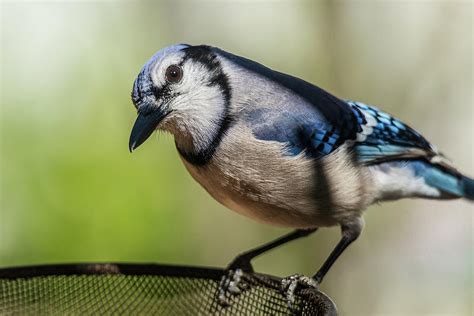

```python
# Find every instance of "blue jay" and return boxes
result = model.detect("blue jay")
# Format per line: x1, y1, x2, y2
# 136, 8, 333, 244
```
129, 44, 473, 307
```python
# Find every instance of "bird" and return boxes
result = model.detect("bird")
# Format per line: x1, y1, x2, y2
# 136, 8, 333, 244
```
128, 44, 474, 308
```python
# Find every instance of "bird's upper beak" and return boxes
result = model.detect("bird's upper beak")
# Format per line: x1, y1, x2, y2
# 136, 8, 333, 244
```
129, 106, 168, 152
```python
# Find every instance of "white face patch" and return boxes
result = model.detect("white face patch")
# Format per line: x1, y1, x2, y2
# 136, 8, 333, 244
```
147, 47, 229, 155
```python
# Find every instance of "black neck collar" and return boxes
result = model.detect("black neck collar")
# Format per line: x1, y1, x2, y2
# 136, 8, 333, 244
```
176, 114, 233, 166
176, 45, 232, 166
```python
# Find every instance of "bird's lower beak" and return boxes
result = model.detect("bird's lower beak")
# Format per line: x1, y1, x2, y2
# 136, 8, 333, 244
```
129, 109, 168, 152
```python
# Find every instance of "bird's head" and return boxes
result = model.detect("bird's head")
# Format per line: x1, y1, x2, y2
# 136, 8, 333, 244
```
129, 44, 231, 161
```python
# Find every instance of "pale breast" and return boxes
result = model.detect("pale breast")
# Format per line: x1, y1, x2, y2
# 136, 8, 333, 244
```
180, 125, 373, 229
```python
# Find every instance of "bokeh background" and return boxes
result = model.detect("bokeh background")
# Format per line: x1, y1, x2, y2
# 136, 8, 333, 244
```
1, 1, 472, 315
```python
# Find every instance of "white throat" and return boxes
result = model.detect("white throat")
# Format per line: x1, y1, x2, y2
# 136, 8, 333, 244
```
159, 85, 228, 156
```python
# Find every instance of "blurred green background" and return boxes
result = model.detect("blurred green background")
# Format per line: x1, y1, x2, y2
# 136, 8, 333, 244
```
1, 1, 472, 315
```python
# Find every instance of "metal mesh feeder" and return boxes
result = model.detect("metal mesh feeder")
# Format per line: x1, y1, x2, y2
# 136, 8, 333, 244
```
0, 263, 336, 315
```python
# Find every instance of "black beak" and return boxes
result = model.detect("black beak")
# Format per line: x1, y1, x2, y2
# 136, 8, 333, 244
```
129, 109, 167, 152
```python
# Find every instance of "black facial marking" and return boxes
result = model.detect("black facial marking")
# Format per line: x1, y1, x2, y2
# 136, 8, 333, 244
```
176, 45, 233, 166
182, 45, 232, 100
152, 84, 173, 102
133, 69, 178, 116
182, 45, 219, 71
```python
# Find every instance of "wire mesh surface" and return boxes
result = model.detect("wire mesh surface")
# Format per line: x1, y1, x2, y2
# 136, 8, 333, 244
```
0, 263, 336, 315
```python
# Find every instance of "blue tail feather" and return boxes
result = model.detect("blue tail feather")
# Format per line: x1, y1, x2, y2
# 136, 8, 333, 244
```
461, 176, 474, 200
411, 160, 473, 200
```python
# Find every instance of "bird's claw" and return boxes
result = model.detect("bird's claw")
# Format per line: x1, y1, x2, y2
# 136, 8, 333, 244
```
217, 268, 251, 306
281, 274, 319, 311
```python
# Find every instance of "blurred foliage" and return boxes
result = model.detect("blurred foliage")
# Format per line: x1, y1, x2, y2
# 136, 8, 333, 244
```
1, 1, 472, 315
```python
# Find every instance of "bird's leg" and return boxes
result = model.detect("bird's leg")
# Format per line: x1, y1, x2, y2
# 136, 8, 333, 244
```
227, 228, 317, 271
282, 218, 364, 310
218, 228, 317, 306
313, 219, 363, 283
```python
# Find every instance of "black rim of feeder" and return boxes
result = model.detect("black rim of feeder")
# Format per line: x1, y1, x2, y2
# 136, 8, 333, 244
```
0, 263, 337, 315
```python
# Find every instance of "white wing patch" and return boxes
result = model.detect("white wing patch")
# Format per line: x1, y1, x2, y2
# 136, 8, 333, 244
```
356, 108, 377, 142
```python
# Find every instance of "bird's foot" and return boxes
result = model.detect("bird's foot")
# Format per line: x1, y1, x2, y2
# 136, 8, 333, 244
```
217, 268, 249, 306
281, 274, 319, 311
217, 256, 253, 307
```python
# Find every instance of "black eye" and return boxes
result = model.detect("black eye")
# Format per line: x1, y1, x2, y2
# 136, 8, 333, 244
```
165, 65, 183, 83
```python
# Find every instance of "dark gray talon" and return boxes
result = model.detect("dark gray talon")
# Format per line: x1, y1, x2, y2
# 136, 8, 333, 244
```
217, 268, 249, 306
281, 274, 319, 311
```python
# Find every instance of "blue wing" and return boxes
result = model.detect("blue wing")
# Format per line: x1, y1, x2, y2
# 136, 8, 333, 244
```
347, 101, 437, 163
249, 104, 360, 159
250, 99, 437, 163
